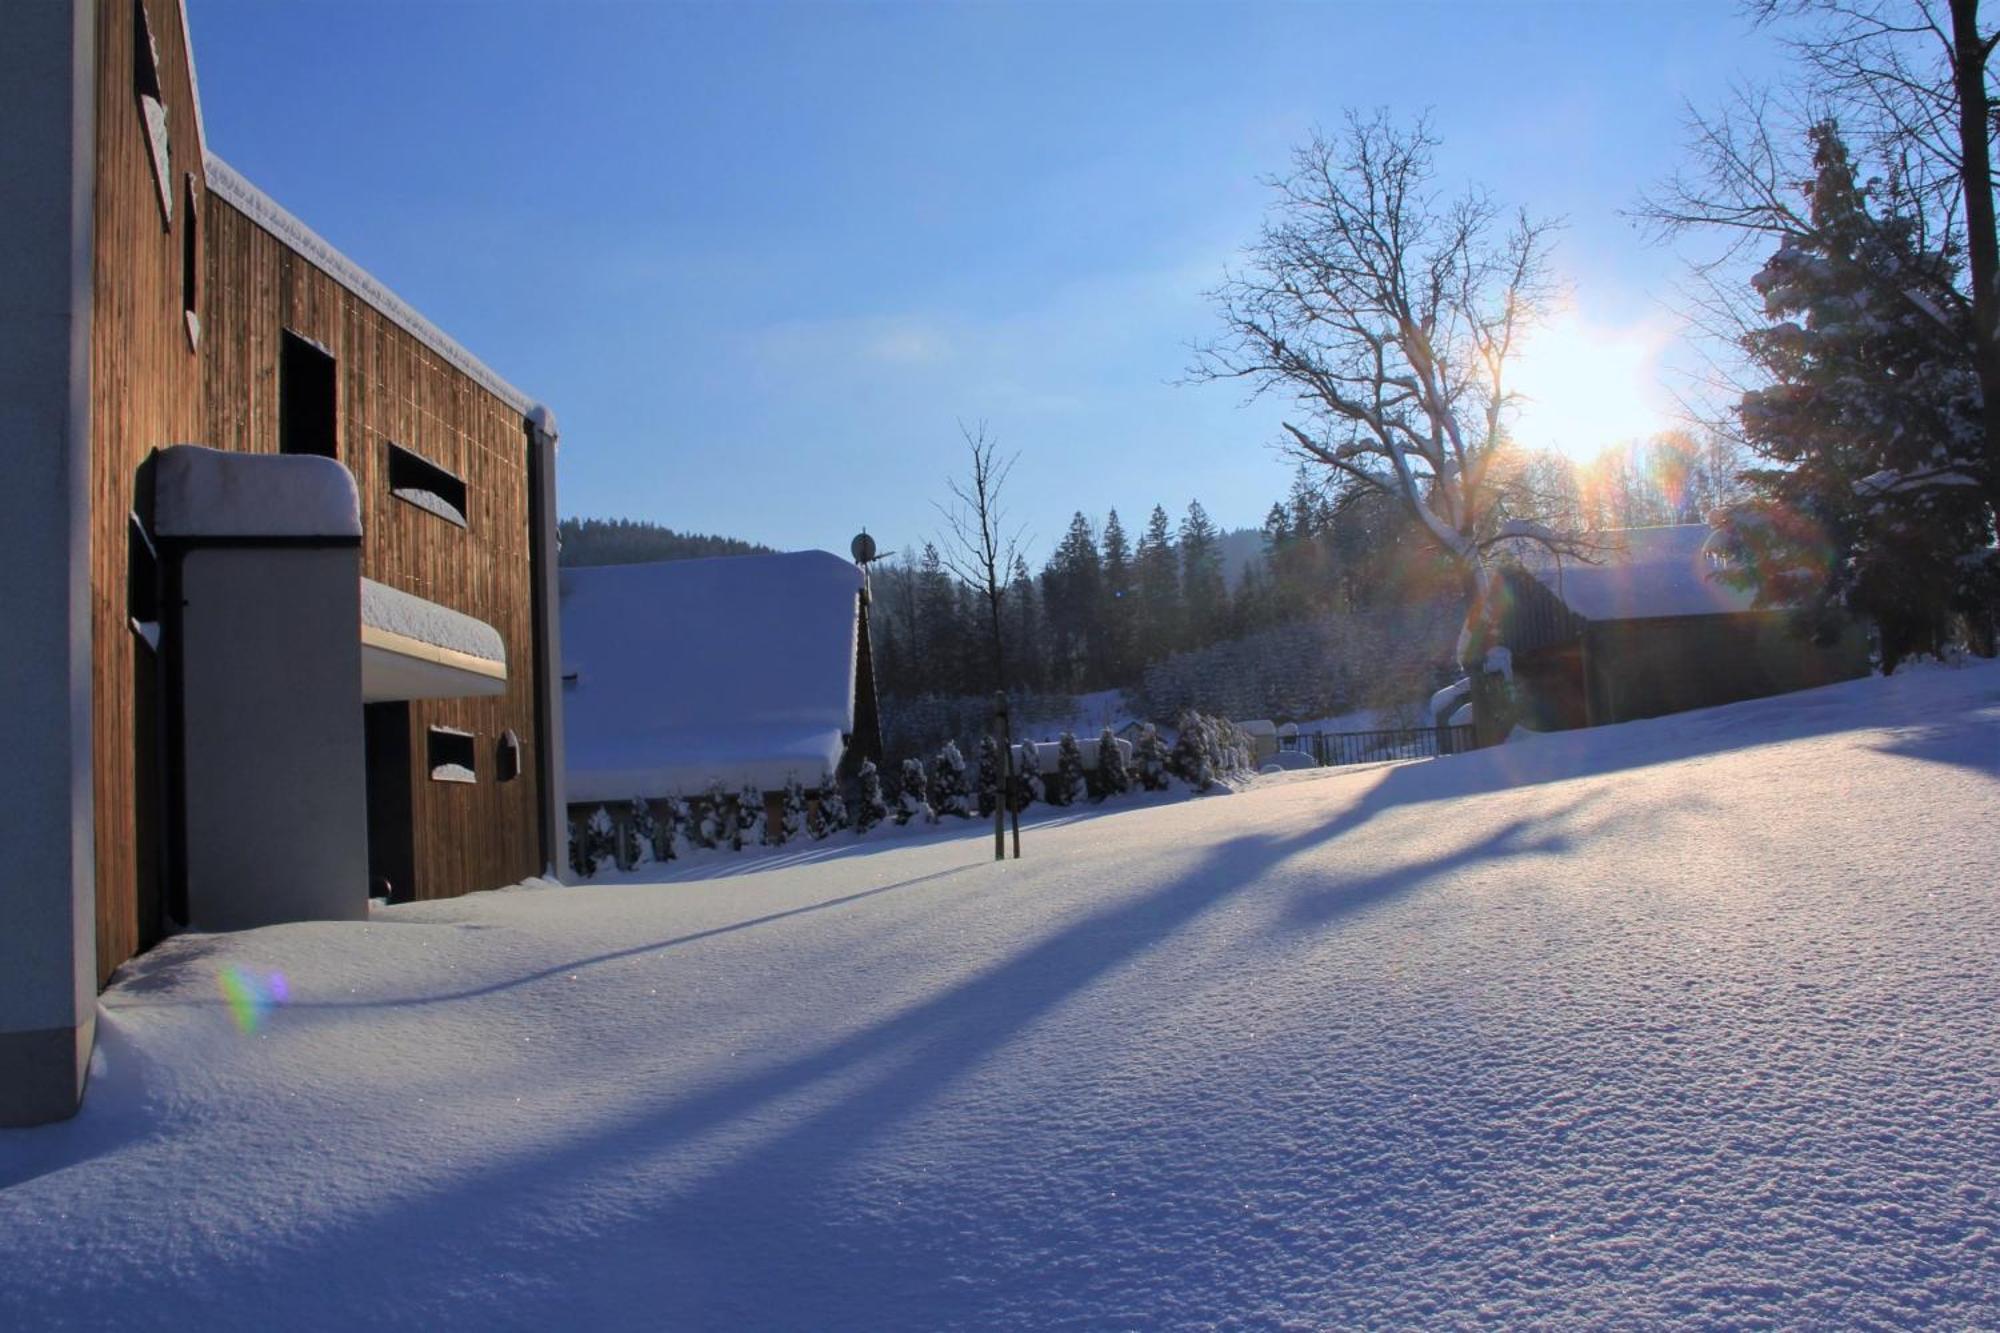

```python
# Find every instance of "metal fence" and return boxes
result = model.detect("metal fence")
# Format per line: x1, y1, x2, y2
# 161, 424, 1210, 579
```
1291, 724, 1478, 768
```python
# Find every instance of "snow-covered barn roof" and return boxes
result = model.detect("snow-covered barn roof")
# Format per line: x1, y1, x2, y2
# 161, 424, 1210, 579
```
1526, 525, 1758, 622
560, 551, 864, 802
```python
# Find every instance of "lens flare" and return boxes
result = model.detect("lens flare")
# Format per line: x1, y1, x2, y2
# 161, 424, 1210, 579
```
217, 966, 290, 1033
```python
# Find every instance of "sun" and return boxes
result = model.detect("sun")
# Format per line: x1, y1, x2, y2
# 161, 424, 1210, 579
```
1505, 304, 1678, 459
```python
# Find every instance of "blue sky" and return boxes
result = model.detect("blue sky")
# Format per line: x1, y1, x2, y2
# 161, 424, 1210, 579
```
186, 0, 1785, 561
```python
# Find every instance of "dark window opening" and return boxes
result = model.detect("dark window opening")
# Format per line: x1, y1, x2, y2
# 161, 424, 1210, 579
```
280, 331, 337, 458
127, 513, 160, 645
387, 442, 468, 528
133, 0, 171, 224
497, 729, 522, 783
427, 727, 477, 784
181, 174, 201, 347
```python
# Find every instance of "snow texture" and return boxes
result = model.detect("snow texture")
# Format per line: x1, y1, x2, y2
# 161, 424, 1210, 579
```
4, 662, 1999, 1328
361, 578, 506, 664
152, 444, 361, 540
1526, 523, 1757, 622
561, 552, 863, 801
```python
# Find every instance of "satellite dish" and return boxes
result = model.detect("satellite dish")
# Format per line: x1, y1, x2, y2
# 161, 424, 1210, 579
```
850, 531, 878, 565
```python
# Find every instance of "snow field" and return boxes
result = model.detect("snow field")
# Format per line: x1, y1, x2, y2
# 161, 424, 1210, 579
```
2, 662, 1997, 1328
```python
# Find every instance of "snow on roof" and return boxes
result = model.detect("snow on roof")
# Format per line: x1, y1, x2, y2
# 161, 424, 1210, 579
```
561, 551, 863, 801
152, 445, 361, 540
361, 578, 505, 664
203, 155, 550, 429
1526, 525, 1758, 622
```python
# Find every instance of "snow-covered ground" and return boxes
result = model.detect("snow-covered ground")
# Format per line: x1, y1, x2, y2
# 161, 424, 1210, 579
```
5, 663, 1999, 1328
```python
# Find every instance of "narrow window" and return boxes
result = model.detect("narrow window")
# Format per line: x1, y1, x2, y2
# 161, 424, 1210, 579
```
427, 727, 477, 784
386, 442, 469, 528
127, 514, 160, 647
496, 729, 521, 783
133, 0, 171, 224
181, 174, 201, 348
279, 331, 337, 458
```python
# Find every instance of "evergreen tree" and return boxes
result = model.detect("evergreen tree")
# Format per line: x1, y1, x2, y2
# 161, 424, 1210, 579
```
586, 805, 619, 870
627, 797, 658, 868
1099, 509, 1138, 684
1006, 556, 1048, 693
895, 757, 935, 825
734, 782, 765, 851
975, 734, 1002, 817
657, 794, 686, 863
1041, 512, 1103, 689
1097, 725, 1131, 798
1726, 123, 1997, 669
1134, 723, 1170, 791
774, 777, 806, 846
569, 812, 599, 878
810, 772, 847, 839
853, 760, 889, 833
1169, 712, 1217, 791
1046, 732, 1085, 806
693, 780, 728, 849
1136, 504, 1182, 660
1179, 501, 1228, 649
930, 741, 971, 818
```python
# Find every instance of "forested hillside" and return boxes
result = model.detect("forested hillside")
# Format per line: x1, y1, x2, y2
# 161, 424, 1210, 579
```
558, 517, 774, 567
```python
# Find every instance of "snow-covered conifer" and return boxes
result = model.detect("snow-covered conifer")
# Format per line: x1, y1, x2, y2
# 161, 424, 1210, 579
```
975, 735, 1002, 817
586, 805, 618, 869
774, 777, 806, 845
895, 757, 935, 825
734, 782, 765, 851
1097, 726, 1131, 798
930, 741, 971, 818
694, 779, 728, 850
657, 794, 686, 862
1045, 733, 1083, 806
853, 759, 888, 833
1135, 723, 1169, 791
627, 797, 658, 868
568, 812, 599, 878
811, 772, 847, 838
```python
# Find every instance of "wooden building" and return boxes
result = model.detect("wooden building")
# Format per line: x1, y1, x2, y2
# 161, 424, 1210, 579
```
1, 0, 566, 1125
1492, 525, 1870, 732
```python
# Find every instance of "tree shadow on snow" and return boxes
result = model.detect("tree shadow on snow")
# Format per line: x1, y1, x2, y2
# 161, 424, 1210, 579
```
176, 785, 1614, 1324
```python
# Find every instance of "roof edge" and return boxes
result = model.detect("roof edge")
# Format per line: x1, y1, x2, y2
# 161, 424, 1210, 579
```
202, 153, 537, 418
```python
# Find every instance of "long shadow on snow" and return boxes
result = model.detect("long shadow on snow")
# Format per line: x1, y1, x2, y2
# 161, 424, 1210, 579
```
174, 784, 1601, 1326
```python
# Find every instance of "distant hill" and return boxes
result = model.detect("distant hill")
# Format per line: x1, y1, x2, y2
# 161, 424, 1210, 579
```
1218, 527, 1266, 589
558, 517, 775, 568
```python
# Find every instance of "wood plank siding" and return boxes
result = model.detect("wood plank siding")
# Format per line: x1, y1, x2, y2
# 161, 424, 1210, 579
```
90, 0, 207, 983
87, 0, 549, 984
200, 196, 547, 908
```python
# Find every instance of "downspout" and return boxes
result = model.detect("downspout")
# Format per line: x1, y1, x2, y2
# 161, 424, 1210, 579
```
525, 405, 567, 880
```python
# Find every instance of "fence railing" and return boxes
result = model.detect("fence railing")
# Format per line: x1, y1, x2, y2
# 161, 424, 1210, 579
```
1291, 724, 1478, 768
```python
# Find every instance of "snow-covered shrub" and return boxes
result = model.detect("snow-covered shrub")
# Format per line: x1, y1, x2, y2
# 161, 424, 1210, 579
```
1097, 725, 1131, 798
1169, 712, 1218, 792
853, 760, 888, 833
895, 757, 935, 825
626, 797, 658, 869
694, 779, 728, 850
734, 782, 765, 851
656, 794, 686, 863
1044, 732, 1083, 806
975, 735, 1002, 818
930, 741, 971, 819
568, 811, 599, 879
578, 805, 618, 873
1008, 749, 1037, 815
1134, 723, 1169, 791
810, 772, 847, 839
773, 777, 806, 846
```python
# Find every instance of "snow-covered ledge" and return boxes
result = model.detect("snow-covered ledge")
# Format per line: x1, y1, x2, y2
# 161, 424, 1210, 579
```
360, 578, 507, 702
152, 444, 361, 541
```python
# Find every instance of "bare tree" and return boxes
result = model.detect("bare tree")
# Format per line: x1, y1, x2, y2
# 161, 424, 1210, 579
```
935, 421, 1026, 694
1191, 111, 1576, 737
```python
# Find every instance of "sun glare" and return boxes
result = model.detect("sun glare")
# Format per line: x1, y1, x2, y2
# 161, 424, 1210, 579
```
1507, 305, 1677, 460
